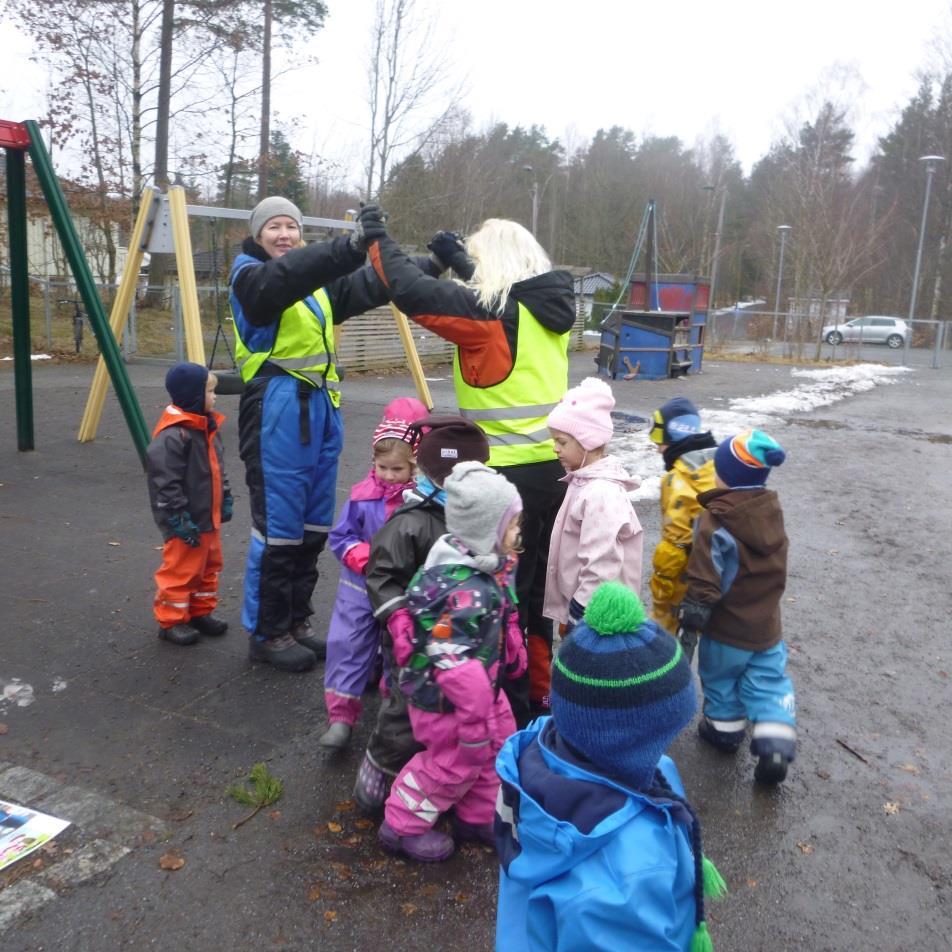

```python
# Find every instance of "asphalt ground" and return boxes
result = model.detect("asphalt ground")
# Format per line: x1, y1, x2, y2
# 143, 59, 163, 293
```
1, 350, 950, 951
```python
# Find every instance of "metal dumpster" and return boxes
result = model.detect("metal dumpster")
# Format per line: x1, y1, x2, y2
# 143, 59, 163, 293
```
596, 273, 709, 381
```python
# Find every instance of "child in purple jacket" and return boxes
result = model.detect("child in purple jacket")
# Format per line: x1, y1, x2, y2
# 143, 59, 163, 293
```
318, 397, 428, 753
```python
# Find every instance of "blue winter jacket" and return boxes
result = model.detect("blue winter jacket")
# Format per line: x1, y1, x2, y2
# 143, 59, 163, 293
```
495, 718, 698, 951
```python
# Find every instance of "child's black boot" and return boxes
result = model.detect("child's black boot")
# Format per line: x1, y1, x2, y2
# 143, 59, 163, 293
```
158, 624, 199, 646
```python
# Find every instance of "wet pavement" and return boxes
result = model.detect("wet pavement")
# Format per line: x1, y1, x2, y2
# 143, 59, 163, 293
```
1, 351, 950, 951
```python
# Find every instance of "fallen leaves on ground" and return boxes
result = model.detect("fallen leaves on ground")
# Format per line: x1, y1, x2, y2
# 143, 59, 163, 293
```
323, 911, 337, 923
159, 852, 186, 871
747, 878, 758, 888
401, 903, 417, 916
335, 799, 356, 813
898, 763, 920, 775
307, 885, 322, 902
354, 818, 374, 830
796, 841, 814, 855
883, 801, 901, 815
454, 892, 470, 902
327, 822, 342, 833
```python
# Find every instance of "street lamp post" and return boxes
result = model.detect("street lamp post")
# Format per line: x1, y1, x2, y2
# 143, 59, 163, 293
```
708, 186, 728, 315
773, 225, 791, 342
906, 154, 945, 366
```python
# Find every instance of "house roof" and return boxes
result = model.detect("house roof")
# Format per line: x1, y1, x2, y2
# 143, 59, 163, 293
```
574, 271, 616, 295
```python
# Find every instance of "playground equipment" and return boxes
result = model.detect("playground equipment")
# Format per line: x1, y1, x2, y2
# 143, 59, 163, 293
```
2, 119, 434, 463
2, 118, 149, 460
595, 201, 709, 381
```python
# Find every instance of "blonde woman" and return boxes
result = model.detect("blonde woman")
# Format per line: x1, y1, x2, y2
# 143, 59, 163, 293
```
367, 218, 575, 727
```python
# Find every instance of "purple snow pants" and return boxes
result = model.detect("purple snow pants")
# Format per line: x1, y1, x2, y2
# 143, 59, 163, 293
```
323, 575, 382, 726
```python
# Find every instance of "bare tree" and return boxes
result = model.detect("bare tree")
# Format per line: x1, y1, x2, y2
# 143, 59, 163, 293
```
364, 0, 462, 199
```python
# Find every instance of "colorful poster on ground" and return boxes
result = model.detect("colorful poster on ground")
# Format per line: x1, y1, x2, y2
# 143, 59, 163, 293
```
0, 799, 70, 872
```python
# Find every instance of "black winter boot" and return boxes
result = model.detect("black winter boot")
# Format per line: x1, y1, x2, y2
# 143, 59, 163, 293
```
189, 614, 228, 637
754, 752, 789, 784
290, 620, 327, 660
698, 716, 745, 753
249, 634, 316, 672
158, 624, 199, 646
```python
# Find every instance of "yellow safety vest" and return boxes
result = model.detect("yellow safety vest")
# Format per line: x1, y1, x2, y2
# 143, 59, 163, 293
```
454, 302, 569, 467
233, 287, 341, 406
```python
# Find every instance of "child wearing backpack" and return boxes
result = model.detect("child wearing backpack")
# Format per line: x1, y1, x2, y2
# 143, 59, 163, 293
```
378, 461, 527, 862
353, 417, 491, 814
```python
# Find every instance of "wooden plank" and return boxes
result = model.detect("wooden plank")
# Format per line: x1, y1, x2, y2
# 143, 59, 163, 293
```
77, 189, 156, 442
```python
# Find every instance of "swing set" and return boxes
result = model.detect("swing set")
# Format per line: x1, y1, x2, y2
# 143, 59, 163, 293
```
2, 118, 432, 467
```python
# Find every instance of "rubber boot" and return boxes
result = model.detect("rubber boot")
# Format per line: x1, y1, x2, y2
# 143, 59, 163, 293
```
697, 716, 745, 753
290, 620, 327, 660
318, 722, 352, 752
453, 817, 495, 846
378, 820, 455, 862
354, 754, 389, 816
249, 634, 317, 672
189, 613, 228, 637
158, 624, 199, 646
754, 752, 789, 784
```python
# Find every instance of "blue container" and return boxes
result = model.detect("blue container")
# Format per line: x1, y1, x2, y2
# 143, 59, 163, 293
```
595, 273, 709, 381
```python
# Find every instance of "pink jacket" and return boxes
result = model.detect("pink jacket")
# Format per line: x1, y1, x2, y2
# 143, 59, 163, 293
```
543, 455, 644, 624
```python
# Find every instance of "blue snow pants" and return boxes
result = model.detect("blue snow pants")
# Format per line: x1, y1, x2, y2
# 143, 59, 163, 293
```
698, 638, 797, 760
238, 374, 343, 639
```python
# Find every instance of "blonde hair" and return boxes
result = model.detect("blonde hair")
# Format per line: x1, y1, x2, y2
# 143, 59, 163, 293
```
463, 219, 551, 314
373, 437, 415, 461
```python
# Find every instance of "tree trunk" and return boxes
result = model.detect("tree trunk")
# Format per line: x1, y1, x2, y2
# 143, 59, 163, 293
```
145, 0, 175, 306
258, 0, 272, 201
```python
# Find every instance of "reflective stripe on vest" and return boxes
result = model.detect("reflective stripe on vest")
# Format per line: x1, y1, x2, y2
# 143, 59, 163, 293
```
232, 286, 341, 405
453, 301, 569, 467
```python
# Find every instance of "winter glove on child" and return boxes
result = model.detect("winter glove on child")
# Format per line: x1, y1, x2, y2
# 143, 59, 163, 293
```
168, 511, 200, 547
221, 492, 234, 523
677, 598, 711, 633
504, 612, 528, 679
426, 230, 476, 280
386, 608, 415, 668
350, 203, 387, 253
342, 541, 371, 575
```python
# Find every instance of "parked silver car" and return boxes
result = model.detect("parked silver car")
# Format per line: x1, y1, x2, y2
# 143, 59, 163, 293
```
823, 316, 908, 348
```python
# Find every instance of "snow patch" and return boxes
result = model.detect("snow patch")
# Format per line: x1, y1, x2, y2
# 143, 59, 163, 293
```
616, 363, 910, 503
1, 679, 35, 708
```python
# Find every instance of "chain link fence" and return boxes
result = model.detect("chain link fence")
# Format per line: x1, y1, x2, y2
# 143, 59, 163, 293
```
584, 300, 949, 370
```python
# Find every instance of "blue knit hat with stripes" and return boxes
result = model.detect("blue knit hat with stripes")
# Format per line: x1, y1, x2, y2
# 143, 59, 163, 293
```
550, 582, 696, 789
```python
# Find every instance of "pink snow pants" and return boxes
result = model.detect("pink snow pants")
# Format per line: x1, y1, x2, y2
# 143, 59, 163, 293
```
384, 695, 516, 836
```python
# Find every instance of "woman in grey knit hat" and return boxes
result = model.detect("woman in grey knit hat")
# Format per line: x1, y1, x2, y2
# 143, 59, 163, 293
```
228, 199, 437, 673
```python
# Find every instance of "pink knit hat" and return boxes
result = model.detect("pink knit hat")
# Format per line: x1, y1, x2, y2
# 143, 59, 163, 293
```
546, 377, 616, 450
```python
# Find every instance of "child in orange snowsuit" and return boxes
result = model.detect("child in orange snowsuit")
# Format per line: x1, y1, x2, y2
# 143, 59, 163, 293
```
146, 362, 232, 646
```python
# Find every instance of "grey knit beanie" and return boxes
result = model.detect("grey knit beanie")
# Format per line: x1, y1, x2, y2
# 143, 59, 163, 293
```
249, 196, 303, 239
444, 461, 522, 556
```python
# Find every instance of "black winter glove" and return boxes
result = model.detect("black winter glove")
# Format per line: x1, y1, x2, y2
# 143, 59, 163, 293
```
221, 492, 234, 523
677, 598, 711, 633
567, 598, 586, 631
168, 510, 200, 547
350, 203, 388, 253
427, 230, 475, 279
